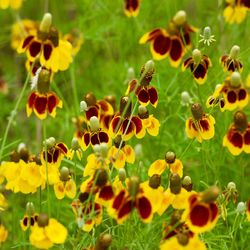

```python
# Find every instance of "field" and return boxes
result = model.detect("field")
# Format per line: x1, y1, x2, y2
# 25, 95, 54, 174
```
0, 0, 250, 249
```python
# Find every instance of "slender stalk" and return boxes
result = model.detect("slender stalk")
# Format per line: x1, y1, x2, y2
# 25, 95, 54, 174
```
70, 64, 79, 116
42, 120, 51, 216
0, 71, 31, 161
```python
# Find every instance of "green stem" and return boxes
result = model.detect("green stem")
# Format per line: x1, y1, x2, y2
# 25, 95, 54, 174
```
70, 64, 79, 116
0, 71, 31, 161
42, 120, 51, 216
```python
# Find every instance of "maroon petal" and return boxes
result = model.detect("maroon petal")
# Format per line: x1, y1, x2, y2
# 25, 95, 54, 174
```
148, 86, 158, 106
99, 185, 114, 201
34, 95, 47, 114
111, 116, 122, 133
238, 88, 247, 101
193, 64, 207, 80
57, 143, 68, 154
137, 88, 149, 104
83, 133, 90, 147
244, 129, 250, 145
22, 36, 34, 49
29, 41, 41, 57
169, 37, 183, 62
190, 204, 210, 227
86, 106, 99, 121
118, 199, 133, 220
227, 91, 237, 103
228, 130, 243, 149
199, 119, 210, 132
152, 34, 171, 56
209, 203, 218, 222
47, 94, 57, 114
98, 131, 109, 143
136, 196, 152, 220
113, 190, 126, 210
91, 133, 100, 145
28, 92, 37, 108
53, 149, 59, 163
43, 43, 53, 60
131, 116, 143, 134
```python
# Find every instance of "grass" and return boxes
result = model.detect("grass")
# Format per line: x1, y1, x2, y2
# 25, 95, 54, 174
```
0, 0, 250, 249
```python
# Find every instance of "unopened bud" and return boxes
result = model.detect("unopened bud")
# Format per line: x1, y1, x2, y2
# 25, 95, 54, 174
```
138, 105, 149, 119
236, 201, 246, 214
181, 91, 191, 105
165, 151, 176, 164
100, 143, 108, 158
44, 137, 56, 148
84, 92, 96, 106
170, 173, 182, 194
234, 111, 248, 132
95, 233, 112, 250
191, 103, 203, 120
149, 174, 161, 189
26, 202, 35, 216
231, 72, 241, 87
203, 26, 212, 39
118, 168, 126, 181
80, 100, 87, 112
37, 213, 49, 227
227, 182, 236, 191
60, 166, 70, 181
93, 144, 101, 154
177, 233, 189, 246
182, 176, 193, 191
90, 116, 100, 132
71, 138, 80, 150
134, 144, 143, 159
192, 49, 202, 64
230, 45, 240, 60
173, 10, 186, 26
201, 186, 220, 203
95, 169, 108, 187
128, 176, 140, 197
40, 13, 52, 33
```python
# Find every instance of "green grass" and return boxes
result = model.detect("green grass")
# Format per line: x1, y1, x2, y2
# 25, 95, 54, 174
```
0, 0, 250, 249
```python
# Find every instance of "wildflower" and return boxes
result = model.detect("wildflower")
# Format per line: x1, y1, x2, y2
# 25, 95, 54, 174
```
182, 49, 212, 84
27, 68, 62, 119
63, 29, 83, 56
109, 176, 153, 223
222, 181, 238, 204
223, 111, 250, 155
182, 186, 219, 233
220, 45, 243, 73
126, 61, 158, 107
0, 0, 22, 9
11, 19, 39, 50
148, 151, 183, 178
199, 26, 216, 46
20, 202, 38, 231
160, 224, 206, 250
41, 137, 68, 168
181, 91, 192, 106
247, 200, 250, 221
29, 213, 67, 249
80, 116, 110, 151
17, 13, 72, 72
223, 0, 250, 24
109, 96, 145, 141
54, 167, 76, 199
185, 103, 215, 143
108, 135, 135, 169
0, 224, 8, 244
68, 137, 82, 160
95, 233, 112, 250
71, 194, 103, 232
0, 193, 8, 211
139, 10, 197, 67
124, 0, 140, 17
236, 201, 246, 214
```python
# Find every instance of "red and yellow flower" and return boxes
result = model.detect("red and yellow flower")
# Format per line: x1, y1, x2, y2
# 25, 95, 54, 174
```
185, 103, 215, 143
223, 111, 250, 155
247, 200, 250, 221
182, 49, 212, 84
20, 203, 39, 231
139, 10, 197, 67
17, 13, 72, 72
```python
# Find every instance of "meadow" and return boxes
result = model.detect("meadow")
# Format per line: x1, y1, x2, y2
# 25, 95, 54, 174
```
0, 0, 250, 249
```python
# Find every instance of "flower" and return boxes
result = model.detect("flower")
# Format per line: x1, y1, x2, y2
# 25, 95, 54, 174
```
0, 224, 8, 244
223, 0, 249, 24
0, 0, 22, 9
223, 111, 250, 155
17, 13, 72, 72
220, 45, 243, 73
41, 137, 69, 168
182, 49, 212, 84
109, 176, 153, 223
54, 167, 76, 199
185, 103, 215, 143
124, 0, 140, 17
182, 186, 219, 233
20, 202, 38, 231
126, 61, 158, 107
199, 26, 216, 46
68, 137, 82, 160
29, 214, 67, 249
247, 200, 250, 221
139, 10, 197, 67
207, 72, 249, 112
108, 136, 135, 169
109, 96, 145, 141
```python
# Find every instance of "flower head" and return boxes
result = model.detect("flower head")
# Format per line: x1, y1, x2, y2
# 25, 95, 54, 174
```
199, 26, 216, 46
124, 0, 140, 17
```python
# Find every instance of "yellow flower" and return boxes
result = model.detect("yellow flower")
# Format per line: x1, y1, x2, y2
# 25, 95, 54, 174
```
63, 29, 84, 56
54, 178, 76, 200
223, 0, 249, 24
0, 193, 8, 211
20, 214, 38, 231
185, 103, 215, 143
0, 0, 22, 9
29, 215, 67, 249
0, 224, 8, 244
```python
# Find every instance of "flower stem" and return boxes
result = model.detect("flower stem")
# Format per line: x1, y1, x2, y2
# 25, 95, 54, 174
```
0, 71, 31, 161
